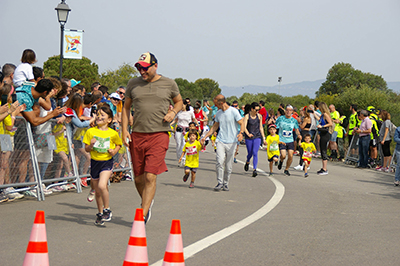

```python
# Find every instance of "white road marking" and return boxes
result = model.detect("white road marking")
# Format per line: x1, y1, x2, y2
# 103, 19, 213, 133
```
150, 159, 285, 266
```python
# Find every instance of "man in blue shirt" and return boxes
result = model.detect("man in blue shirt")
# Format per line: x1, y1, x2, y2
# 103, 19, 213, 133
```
201, 95, 243, 191
275, 105, 302, 176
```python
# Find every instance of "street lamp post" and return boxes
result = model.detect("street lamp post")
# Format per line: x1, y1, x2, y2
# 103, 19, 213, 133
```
278, 77, 282, 95
55, 0, 71, 80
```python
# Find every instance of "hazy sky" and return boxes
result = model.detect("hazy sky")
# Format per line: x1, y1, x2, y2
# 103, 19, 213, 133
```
1, 0, 399, 88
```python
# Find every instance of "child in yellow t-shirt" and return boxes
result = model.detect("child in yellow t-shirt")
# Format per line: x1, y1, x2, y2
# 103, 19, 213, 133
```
83, 105, 122, 226
300, 133, 316, 178
179, 130, 203, 189
266, 124, 282, 176
184, 122, 200, 141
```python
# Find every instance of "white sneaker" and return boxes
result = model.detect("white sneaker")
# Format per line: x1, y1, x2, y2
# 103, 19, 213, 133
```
5, 187, 24, 199
41, 184, 53, 195
294, 165, 303, 171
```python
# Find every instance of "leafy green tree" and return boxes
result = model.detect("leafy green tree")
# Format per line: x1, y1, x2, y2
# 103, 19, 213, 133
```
99, 63, 138, 92
194, 78, 221, 100
317, 62, 388, 97
175, 78, 203, 102
43, 56, 99, 89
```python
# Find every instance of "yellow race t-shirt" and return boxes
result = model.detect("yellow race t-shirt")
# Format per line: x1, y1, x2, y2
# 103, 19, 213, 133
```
266, 134, 280, 159
83, 126, 122, 161
183, 140, 202, 168
301, 142, 316, 161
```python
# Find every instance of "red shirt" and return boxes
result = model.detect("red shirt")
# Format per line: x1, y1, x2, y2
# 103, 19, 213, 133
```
194, 110, 205, 130
259, 107, 267, 125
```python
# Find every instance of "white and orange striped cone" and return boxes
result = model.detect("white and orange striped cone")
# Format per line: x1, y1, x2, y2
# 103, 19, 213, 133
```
123, 208, 149, 266
162, 219, 185, 266
23, 210, 49, 266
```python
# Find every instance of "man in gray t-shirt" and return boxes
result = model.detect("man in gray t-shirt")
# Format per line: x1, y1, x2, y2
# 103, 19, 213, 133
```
122, 52, 183, 223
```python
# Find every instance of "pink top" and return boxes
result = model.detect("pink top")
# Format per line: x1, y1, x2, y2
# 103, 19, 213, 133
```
359, 117, 372, 137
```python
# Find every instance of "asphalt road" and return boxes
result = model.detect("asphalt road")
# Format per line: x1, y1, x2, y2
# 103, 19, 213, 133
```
1, 141, 399, 266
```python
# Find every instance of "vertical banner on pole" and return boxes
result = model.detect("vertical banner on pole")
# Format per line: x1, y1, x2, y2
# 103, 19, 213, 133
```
63, 29, 83, 59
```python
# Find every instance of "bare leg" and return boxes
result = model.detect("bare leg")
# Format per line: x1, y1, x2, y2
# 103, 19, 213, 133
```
286, 150, 294, 170
136, 172, 157, 217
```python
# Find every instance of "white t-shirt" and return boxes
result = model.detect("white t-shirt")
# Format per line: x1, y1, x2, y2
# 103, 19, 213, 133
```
83, 107, 91, 117
13, 63, 34, 87
35, 106, 53, 163
177, 110, 195, 128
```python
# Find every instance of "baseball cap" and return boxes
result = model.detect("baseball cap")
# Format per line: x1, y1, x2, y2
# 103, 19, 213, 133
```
70, 78, 81, 88
135, 52, 158, 68
64, 108, 75, 117
109, 92, 121, 100
268, 124, 277, 129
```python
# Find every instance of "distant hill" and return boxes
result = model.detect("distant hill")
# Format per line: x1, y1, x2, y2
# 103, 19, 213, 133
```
221, 80, 400, 98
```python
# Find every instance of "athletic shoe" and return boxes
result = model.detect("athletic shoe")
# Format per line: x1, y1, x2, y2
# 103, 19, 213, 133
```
81, 178, 88, 187
394, 181, 399, 187
268, 172, 273, 176
376, 166, 383, 171
124, 175, 132, 181
24, 190, 37, 198
318, 169, 328, 175
183, 173, 189, 182
51, 185, 65, 192
94, 213, 104, 226
284, 170, 290, 176
384, 167, 390, 173
5, 187, 24, 199
66, 183, 76, 190
222, 184, 229, 191
233, 158, 237, 163
293, 151, 299, 156
304, 173, 309, 178
244, 163, 249, 172
102, 208, 112, 222
294, 165, 303, 171
144, 199, 154, 224
41, 184, 53, 196
189, 182, 195, 188
274, 161, 278, 166
252, 170, 258, 177
214, 183, 223, 191
87, 189, 95, 202
277, 160, 283, 170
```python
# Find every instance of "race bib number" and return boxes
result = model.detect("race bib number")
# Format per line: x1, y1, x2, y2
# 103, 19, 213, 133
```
186, 145, 198, 156
303, 151, 312, 158
282, 130, 292, 138
270, 142, 279, 151
93, 136, 110, 153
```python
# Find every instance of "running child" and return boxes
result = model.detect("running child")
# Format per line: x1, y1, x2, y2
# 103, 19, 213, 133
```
184, 122, 200, 141
179, 129, 203, 188
300, 133, 316, 178
266, 124, 281, 176
83, 105, 122, 226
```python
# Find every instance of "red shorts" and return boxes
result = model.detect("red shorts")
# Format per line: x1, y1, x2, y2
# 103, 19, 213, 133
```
303, 158, 311, 164
129, 132, 169, 177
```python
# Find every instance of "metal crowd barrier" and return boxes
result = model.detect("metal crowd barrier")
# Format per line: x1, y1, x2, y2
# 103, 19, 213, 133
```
0, 117, 133, 201
344, 134, 360, 165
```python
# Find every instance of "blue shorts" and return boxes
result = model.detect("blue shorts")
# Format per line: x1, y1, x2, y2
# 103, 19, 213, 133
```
330, 131, 338, 142
90, 159, 113, 180
279, 142, 295, 151
184, 166, 197, 173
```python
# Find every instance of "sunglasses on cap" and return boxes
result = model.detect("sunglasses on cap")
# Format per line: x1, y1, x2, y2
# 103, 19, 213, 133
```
135, 64, 154, 72
117, 91, 125, 95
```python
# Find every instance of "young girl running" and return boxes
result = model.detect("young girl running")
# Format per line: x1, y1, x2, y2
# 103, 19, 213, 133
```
83, 105, 122, 226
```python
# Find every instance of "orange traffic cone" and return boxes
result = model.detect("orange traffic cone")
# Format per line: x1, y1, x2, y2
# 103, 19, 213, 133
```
23, 210, 49, 266
123, 208, 149, 266
162, 219, 185, 266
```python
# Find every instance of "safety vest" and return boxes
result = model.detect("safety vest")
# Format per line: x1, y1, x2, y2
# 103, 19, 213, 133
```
348, 112, 360, 135
370, 117, 379, 139
330, 111, 340, 132
337, 115, 346, 138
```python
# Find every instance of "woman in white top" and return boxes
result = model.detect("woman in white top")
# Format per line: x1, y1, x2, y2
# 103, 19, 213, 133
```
172, 100, 197, 166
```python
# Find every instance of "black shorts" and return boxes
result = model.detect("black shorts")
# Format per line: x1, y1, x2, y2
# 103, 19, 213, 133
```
279, 142, 295, 151
268, 155, 279, 162
382, 140, 391, 157
90, 159, 113, 180
369, 139, 377, 148
73, 139, 83, 149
